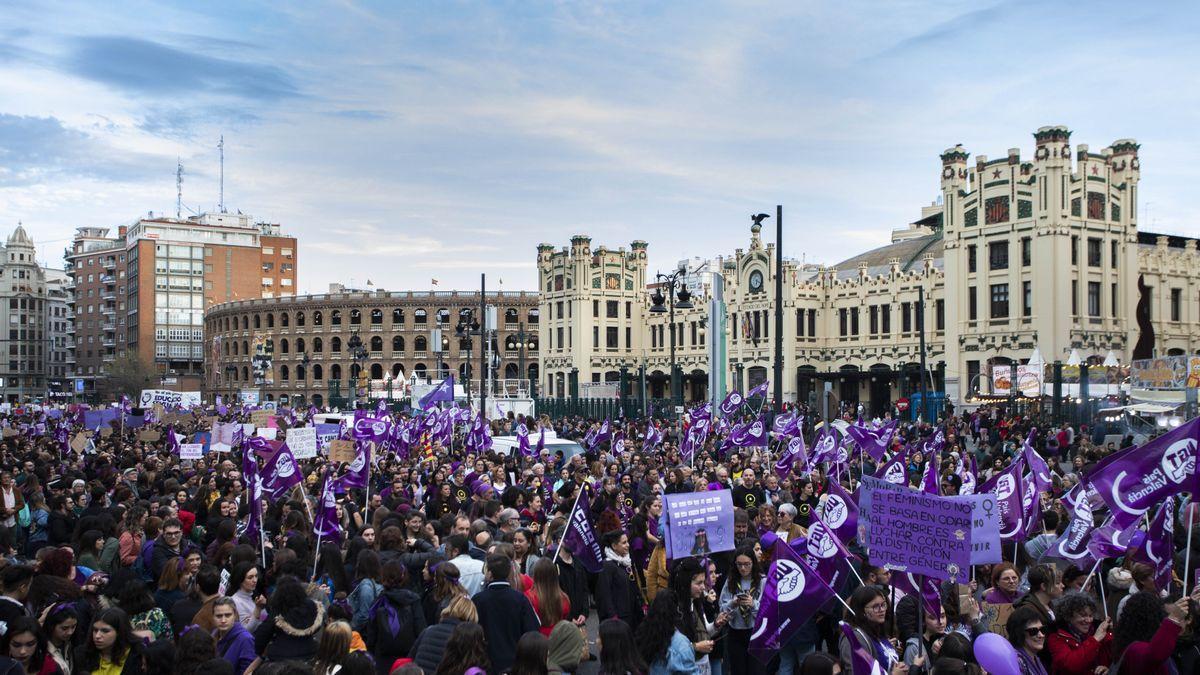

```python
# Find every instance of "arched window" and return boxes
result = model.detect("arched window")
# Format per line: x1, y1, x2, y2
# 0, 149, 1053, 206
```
296, 338, 305, 353
312, 311, 322, 326
242, 340, 248, 355
225, 341, 231, 355
413, 363, 427, 378
370, 336, 383, 352
267, 314, 275, 328
350, 309, 362, 325
505, 336, 517, 351
279, 339, 289, 354
331, 310, 341, 325
505, 363, 518, 379
265, 339, 274, 354
505, 308, 518, 325
280, 365, 289, 381
392, 363, 404, 377
229, 368, 237, 382
331, 337, 342, 352
312, 337, 323, 353
459, 363, 472, 380
415, 336, 427, 351
528, 363, 539, 382
392, 336, 404, 352
331, 364, 342, 380
254, 315, 261, 329
528, 308, 539, 324
296, 364, 305, 381
414, 309, 427, 324
241, 316, 249, 330
370, 364, 383, 379
436, 308, 450, 324
392, 308, 404, 324
371, 309, 383, 325
242, 366, 249, 381
313, 364, 324, 380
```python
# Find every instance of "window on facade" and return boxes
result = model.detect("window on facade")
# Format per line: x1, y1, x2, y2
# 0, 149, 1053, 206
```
901, 302, 911, 332
1111, 241, 1119, 269
869, 306, 878, 334
839, 308, 847, 336
990, 284, 1009, 319
968, 287, 977, 320
968, 245, 977, 273
1021, 237, 1031, 267
1171, 288, 1182, 322
850, 308, 859, 335
808, 311, 816, 336
350, 309, 362, 325
1087, 238, 1102, 267
606, 301, 618, 319
332, 337, 342, 352
592, 326, 599, 346
936, 300, 944, 330
627, 326, 632, 348
1112, 283, 1118, 317
988, 241, 1008, 270
413, 309, 425, 324
1072, 281, 1078, 315
606, 326, 618, 349
592, 300, 599, 318
556, 327, 564, 351
332, 310, 342, 325
881, 305, 890, 335
1023, 281, 1032, 317
1071, 236, 1078, 265
1089, 282, 1102, 317
371, 309, 383, 325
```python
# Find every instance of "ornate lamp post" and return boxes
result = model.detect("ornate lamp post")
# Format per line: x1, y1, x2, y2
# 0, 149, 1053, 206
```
456, 312, 480, 407
649, 267, 694, 406
300, 351, 311, 407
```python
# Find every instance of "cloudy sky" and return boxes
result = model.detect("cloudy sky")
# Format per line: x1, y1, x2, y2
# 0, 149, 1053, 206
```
3, 1, 1198, 292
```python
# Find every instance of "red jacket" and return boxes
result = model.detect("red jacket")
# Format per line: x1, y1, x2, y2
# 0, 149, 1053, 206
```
1045, 627, 1110, 675
1118, 618, 1181, 675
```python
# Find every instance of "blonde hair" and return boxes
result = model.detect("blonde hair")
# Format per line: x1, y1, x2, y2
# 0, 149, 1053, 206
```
442, 594, 479, 623
314, 620, 353, 674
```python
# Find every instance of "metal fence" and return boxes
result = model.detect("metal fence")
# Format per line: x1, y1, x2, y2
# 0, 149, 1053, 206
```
533, 397, 680, 420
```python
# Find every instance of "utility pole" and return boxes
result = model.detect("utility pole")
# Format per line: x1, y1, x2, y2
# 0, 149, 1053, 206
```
480, 273, 487, 416
918, 284, 929, 421
773, 204, 784, 414
218, 135, 225, 213
176, 159, 183, 219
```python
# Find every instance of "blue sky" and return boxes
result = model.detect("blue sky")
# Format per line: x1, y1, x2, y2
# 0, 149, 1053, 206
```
2, 1, 1198, 292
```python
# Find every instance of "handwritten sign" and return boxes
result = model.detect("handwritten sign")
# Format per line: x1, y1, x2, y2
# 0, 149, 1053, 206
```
139, 389, 201, 409
250, 411, 272, 427
328, 439, 356, 463
316, 423, 341, 451
255, 427, 278, 441
287, 426, 317, 459
70, 432, 89, 453
866, 488, 972, 582
100, 427, 112, 438
179, 443, 204, 459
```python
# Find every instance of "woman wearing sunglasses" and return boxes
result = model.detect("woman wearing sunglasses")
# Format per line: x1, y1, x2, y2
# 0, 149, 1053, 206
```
1005, 606, 1049, 675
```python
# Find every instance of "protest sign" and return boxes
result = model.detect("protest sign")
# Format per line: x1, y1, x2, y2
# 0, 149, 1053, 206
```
100, 427, 112, 438
316, 423, 341, 451
179, 443, 204, 459
287, 426, 318, 459
982, 602, 1015, 638
152, 403, 165, 419
663, 490, 735, 559
858, 475, 999, 564
256, 427, 278, 440
250, 410, 272, 427
241, 423, 256, 437
139, 389, 201, 409
1, 429, 16, 438
70, 433, 88, 453
138, 430, 161, 442
328, 439, 356, 463
865, 488, 972, 582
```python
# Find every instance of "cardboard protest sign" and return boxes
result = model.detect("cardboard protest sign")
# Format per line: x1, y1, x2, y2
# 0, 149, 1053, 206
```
328, 439, 356, 463
152, 403, 165, 419
100, 428, 112, 438
138, 430, 161, 442
70, 433, 89, 453
1, 429, 17, 438
179, 443, 204, 459
316, 423, 341, 451
287, 426, 317, 459
663, 490, 735, 559
865, 488, 972, 582
250, 411, 272, 427
982, 602, 1015, 638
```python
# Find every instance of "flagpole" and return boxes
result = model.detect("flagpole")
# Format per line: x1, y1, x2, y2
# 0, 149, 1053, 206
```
1185, 513, 1195, 599
552, 486, 586, 564
844, 558, 866, 588
1081, 558, 1102, 594
312, 532, 322, 580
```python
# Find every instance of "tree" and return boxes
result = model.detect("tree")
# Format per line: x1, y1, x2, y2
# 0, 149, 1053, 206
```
98, 354, 157, 401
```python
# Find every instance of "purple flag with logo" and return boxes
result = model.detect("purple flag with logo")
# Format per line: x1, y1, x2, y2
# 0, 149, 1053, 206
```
240, 450, 263, 544
749, 540, 837, 664
1048, 503, 1098, 570
719, 390, 745, 417
166, 425, 181, 454
1023, 431, 1053, 494
799, 512, 854, 589
588, 419, 611, 450
746, 380, 770, 399
874, 451, 908, 486
921, 460, 939, 495
978, 457, 1027, 541
845, 418, 898, 461
775, 433, 809, 480
772, 412, 801, 438
562, 490, 604, 573
958, 454, 978, 496
644, 423, 663, 449
1129, 497, 1174, 591
1087, 514, 1144, 561
261, 444, 302, 500
809, 425, 843, 465
730, 415, 768, 447
1089, 418, 1200, 527
516, 424, 531, 456
418, 375, 455, 408
891, 571, 942, 616
690, 402, 713, 424
341, 440, 372, 488
820, 480, 860, 545
352, 412, 390, 443
313, 471, 341, 540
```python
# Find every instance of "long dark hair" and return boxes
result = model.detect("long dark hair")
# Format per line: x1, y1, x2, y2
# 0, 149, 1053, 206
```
1114, 591, 1167, 656
176, 626, 217, 675
723, 545, 762, 595
0, 616, 50, 670
316, 541, 349, 591
599, 618, 646, 675
79, 608, 137, 672
635, 589, 682, 666
669, 557, 704, 642
116, 579, 156, 617
435, 622, 490, 675
845, 585, 889, 639
509, 631, 548, 675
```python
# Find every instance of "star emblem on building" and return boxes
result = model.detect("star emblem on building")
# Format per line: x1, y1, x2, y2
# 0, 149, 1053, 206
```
992, 169, 1002, 179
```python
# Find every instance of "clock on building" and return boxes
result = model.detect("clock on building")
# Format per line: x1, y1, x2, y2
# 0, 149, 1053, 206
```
749, 270, 764, 292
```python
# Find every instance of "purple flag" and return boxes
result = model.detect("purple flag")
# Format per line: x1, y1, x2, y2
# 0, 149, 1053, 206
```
562, 490, 604, 573
1023, 431, 1053, 494
746, 380, 770, 399
1087, 515, 1144, 561
418, 375, 455, 408
730, 415, 768, 447
536, 425, 546, 452
891, 571, 942, 617
1089, 418, 1200, 527
921, 460, 939, 495
978, 458, 1027, 541
775, 433, 809, 480
749, 540, 837, 664
719, 390, 745, 417
588, 419, 611, 450
166, 425, 181, 454
340, 440, 372, 489
313, 471, 341, 540
820, 480, 860, 545
846, 418, 898, 461
799, 512, 854, 589
352, 411, 390, 442
958, 454, 977, 496
516, 423, 531, 456
841, 622, 887, 675
874, 451, 908, 486
690, 402, 713, 424
1048, 490, 1098, 570
772, 412, 801, 438
261, 444, 302, 500
1128, 497, 1174, 591
240, 451, 263, 544
644, 423, 663, 449
809, 425, 843, 465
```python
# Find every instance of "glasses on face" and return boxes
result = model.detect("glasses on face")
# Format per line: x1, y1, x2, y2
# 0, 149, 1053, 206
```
866, 603, 887, 613
1024, 626, 1046, 637
164, 530, 182, 537
736, 561, 754, 568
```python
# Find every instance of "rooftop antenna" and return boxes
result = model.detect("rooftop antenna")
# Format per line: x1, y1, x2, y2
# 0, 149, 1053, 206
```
217, 135, 225, 213
175, 159, 184, 219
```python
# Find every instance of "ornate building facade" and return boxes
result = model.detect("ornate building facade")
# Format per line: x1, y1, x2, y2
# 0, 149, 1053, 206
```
204, 286, 539, 406
541, 126, 1200, 414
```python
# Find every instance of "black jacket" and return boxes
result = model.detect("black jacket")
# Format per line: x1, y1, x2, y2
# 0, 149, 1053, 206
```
472, 582, 540, 675
253, 598, 324, 663
409, 617, 463, 675
148, 537, 181, 585
597, 560, 643, 629
554, 556, 590, 622
362, 587, 426, 675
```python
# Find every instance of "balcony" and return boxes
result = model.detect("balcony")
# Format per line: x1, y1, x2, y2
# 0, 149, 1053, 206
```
102, 338, 115, 347
100, 274, 115, 284
101, 291, 116, 301
102, 322, 116, 332
103, 259, 116, 270
101, 305, 115, 316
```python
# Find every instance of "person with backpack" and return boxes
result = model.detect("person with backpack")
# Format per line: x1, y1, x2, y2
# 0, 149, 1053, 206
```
348, 549, 384, 631
362, 560, 427, 675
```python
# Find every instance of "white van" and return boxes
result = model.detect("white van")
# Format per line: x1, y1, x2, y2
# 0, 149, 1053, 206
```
491, 429, 587, 461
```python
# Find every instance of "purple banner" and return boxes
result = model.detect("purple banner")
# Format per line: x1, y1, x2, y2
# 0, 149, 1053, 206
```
820, 480, 860, 545
562, 490, 603, 573
663, 490, 735, 560
978, 458, 1027, 541
1089, 417, 1200, 527
748, 541, 836, 664
845, 418, 898, 461
418, 375, 455, 408
864, 488, 972, 582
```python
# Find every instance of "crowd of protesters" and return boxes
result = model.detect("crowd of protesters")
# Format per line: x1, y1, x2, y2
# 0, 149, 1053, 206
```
0, 394, 1190, 675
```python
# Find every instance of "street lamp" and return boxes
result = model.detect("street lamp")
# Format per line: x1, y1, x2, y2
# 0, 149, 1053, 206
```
300, 351, 311, 408
456, 313, 480, 407
649, 267, 694, 406
512, 321, 536, 397
347, 331, 367, 408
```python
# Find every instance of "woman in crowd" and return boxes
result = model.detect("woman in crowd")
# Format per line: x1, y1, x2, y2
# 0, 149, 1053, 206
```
362, 561, 426, 675
1112, 593, 1188, 675
75, 607, 140, 675
410, 595, 478, 675
839, 586, 900, 671
2, 615, 63, 675
434, 622, 490, 675
313, 620, 354, 675
42, 602, 79, 675
598, 530, 644, 630
983, 563, 1021, 605
635, 590, 697, 675
598, 618, 647, 675
719, 546, 762, 675
1044, 591, 1110, 675
510, 632, 549, 675
252, 575, 324, 665
1005, 605, 1049, 675
422, 561, 463, 628
526, 559, 570, 638
212, 597, 256, 675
